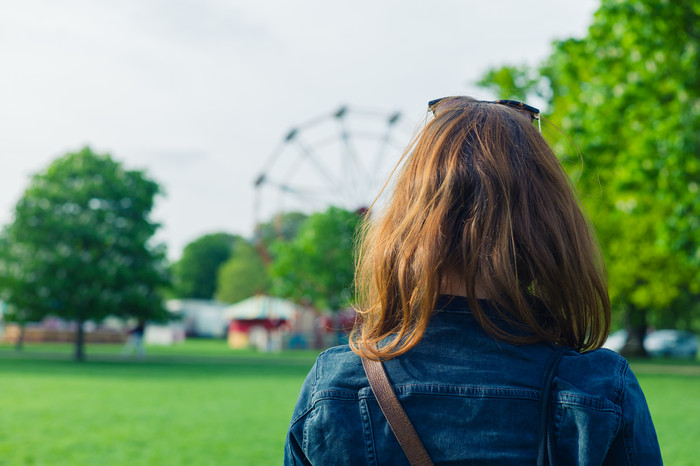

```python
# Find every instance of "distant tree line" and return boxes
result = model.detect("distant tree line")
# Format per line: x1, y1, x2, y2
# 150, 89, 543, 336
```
171, 207, 362, 312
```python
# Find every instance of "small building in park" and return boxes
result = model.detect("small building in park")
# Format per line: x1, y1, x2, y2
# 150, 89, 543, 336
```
166, 299, 229, 338
224, 295, 297, 351
144, 322, 186, 345
224, 295, 357, 351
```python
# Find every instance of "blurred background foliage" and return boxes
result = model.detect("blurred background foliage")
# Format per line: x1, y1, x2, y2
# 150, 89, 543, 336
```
170, 232, 239, 300
168, 207, 361, 312
268, 206, 361, 311
215, 240, 269, 304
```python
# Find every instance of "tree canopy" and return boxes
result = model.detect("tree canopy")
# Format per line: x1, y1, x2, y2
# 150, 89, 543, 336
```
479, 0, 700, 353
0, 147, 169, 360
269, 207, 361, 311
172, 232, 239, 299
477, 65, 543, 103
215, 241, 269, 304
545, 0, 699, 310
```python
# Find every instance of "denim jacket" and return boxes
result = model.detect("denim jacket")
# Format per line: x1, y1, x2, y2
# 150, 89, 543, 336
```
285, 296, 662, 465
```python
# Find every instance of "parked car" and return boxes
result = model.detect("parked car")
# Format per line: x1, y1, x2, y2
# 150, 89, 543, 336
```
603, 329, 698, 358
644, 330, 699, 358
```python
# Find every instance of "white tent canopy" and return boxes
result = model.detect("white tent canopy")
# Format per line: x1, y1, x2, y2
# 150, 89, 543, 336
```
223, 295, 298, 321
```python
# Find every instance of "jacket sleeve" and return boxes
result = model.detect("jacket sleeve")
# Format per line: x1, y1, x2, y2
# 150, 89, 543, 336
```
284, 359, 319, 466
604, 363, 662, 465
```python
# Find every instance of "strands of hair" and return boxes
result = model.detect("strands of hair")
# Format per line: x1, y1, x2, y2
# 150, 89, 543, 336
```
351, 97, 610, 360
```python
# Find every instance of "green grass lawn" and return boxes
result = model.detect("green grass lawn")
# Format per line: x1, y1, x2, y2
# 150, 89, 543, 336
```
0, 341, 697, 465
0, 341, 319, 465
628, 359, 700, 466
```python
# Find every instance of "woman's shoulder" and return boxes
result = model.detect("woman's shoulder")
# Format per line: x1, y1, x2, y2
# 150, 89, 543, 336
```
312, 345, 367, 393
561, 345, 628, 369
288, 345, 365, 426
556, 346, 631, 409
316, 343, 360, 366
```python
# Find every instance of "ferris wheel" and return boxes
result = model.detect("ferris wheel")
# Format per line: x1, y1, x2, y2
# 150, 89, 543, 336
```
253, 105, 415, 228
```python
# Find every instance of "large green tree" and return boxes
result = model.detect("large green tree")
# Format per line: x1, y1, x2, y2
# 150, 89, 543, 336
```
269, 207, 361, 311
0, 147, 169, 360
480, 0, 700, 355
172, 233, 239, 299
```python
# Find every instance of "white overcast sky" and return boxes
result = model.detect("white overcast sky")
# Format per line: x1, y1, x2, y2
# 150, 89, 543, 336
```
0, 0, 599, 260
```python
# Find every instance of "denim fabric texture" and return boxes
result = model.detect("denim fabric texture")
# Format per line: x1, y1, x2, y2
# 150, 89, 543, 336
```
284, 296, 662, 465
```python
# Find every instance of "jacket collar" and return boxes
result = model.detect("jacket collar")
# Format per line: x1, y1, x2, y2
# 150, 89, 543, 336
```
436, 295, 491, 313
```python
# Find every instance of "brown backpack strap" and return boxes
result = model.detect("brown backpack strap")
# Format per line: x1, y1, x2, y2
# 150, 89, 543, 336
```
361, 357, 434, 466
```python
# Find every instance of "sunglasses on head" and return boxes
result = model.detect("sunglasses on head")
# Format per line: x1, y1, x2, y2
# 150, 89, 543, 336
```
428, 97, 541, 133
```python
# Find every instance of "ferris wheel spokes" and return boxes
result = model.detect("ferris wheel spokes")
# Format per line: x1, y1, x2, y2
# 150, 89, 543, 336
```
335, 112, 373, 207
254, 105, 412, 225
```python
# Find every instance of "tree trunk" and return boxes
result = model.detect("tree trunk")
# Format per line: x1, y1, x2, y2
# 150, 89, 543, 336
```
620, 305, 649, 358
75, 317, 86, 362
14, 322, 26, 351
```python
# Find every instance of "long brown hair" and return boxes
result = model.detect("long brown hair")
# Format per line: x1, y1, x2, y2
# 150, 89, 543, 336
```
351, 97, 610, 360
